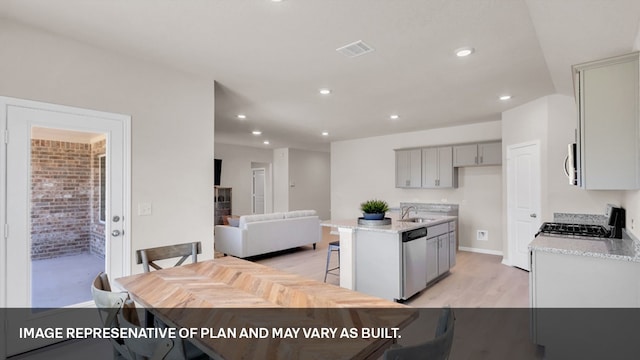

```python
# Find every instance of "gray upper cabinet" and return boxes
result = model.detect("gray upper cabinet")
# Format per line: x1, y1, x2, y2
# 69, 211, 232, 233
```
452, 144, 477, 167
453, 141, 502, 167
395, 149, 422, 188
422, 146, 457, 188
573, 52, 640, 189
478, 142, 502, 165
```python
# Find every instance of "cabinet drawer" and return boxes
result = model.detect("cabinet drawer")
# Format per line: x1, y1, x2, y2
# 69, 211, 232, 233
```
427, 223, 449, 238
448, 220, 456, 231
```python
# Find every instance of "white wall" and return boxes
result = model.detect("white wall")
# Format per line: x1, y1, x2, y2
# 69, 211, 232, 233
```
501, 94, 624, 262
331, 121, 503, 253
272, 148, 331, 220
288, 148, 331, 220
0, 20, 216, 271
214, 143, 273, 216
273, 148, 289, 212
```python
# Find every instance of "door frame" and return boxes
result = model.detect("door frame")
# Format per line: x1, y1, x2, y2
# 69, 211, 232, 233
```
506, 140, 541, 270
0, 97, 131, 353
251, 167, 266, 214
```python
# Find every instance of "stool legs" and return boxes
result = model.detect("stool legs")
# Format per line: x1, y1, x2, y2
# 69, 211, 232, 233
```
324, 242, 340, 282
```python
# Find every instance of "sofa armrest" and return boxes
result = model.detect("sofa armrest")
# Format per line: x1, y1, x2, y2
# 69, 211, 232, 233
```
214, 225, 246, 256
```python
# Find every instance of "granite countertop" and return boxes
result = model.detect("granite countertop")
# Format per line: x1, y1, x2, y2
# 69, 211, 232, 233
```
529, 231, 640, 262
321, 214, 457, 234
529, 212, 640, 262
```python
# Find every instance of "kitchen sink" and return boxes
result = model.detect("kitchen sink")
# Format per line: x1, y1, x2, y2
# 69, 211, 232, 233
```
398, 217, 437, 223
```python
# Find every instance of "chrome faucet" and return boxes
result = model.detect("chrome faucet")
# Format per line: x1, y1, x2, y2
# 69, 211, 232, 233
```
400, 206, 416, 220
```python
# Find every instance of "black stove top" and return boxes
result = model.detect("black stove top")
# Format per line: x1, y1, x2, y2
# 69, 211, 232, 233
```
536, 222, 610, 238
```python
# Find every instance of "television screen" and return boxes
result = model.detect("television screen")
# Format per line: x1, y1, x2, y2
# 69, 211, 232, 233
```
214, 159, 222, 186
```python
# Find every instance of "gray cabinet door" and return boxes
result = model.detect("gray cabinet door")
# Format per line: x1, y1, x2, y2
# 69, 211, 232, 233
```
422, 147, 456, 188
395, 149, 422, 188
453, 144, 478, 166
438, 146, 454, 187
576, 53, 639, 189
478, 142, 502, 165
449, 230, 456, 268
437, 235, 450, 276
421, 148, 438, 188
426, 237, 438, 283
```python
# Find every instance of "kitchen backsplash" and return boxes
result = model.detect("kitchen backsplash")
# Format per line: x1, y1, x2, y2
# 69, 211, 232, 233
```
553, 212, 608, 226
398, 202, 459, 215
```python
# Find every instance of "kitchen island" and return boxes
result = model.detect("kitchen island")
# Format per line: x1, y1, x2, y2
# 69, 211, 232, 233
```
322, 214, 457, 301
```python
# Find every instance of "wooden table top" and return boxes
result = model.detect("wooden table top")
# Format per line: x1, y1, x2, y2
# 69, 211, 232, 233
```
116, 256, 417, 359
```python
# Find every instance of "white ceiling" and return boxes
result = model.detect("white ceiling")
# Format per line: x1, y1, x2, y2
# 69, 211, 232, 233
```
2, 0, 639, 152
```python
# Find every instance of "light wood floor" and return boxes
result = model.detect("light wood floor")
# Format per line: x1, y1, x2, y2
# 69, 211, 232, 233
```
254, 228, 541, 359
254, 227, 530, 308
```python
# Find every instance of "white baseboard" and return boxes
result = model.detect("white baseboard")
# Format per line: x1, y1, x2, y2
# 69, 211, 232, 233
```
459, 246, 503, 256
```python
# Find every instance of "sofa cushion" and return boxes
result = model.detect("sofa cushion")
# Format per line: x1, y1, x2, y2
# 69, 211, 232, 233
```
239, 212, 285, 229
284, 210, 317, 218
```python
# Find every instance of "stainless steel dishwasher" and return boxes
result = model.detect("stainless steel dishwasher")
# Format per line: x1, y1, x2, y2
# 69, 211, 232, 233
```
402, 227, 428, 300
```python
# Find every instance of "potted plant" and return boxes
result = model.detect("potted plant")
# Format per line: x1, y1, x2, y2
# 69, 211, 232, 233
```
360, 199, 389, 220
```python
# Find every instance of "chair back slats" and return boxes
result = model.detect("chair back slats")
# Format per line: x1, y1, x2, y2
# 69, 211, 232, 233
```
91, 272, 139, 360
136, 242, 202, 273
119, 310, 185, 360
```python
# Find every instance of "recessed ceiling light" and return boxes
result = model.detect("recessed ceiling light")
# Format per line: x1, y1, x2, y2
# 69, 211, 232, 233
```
319, 88, 332, 95
263, 140, 270, 145
499, 95, 512, 101
321, 131, 329, 136
271, 0, 283, 2
252, 130, 262, 135
390, 114, 400, 120
455, 47, 475, 57
237, 114, 246, 119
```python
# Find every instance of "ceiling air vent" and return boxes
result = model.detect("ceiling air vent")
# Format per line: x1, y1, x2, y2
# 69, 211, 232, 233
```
336, 40, 374, 58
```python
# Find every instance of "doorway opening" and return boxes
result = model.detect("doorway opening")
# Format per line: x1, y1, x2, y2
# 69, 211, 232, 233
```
30, 127, 107, 308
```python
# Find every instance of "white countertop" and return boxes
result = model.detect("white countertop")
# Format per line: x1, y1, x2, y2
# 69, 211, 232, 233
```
321, 214, 457, 234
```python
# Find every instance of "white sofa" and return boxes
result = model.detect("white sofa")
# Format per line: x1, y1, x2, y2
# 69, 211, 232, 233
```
214, 210, 320, 258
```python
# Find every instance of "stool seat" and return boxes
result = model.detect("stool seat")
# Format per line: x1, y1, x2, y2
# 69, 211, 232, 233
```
324, 241, 340, 282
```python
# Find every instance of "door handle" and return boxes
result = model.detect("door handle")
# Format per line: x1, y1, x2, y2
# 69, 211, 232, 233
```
112, 230, 122, 237
530, 213, 537, 218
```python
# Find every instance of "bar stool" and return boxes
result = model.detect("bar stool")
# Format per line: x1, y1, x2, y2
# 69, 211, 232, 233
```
324, 241, 340, 282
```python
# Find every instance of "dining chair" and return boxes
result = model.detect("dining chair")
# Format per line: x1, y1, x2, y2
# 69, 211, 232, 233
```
91, 272, 140, 360
383, 307, 455, 360
136, 241, 202, 273
118, 309, 210, 360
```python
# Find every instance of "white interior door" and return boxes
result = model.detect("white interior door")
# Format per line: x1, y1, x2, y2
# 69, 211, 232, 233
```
252, 168, 266, 214
1, 97, 130, 356
507, 141, 541, 271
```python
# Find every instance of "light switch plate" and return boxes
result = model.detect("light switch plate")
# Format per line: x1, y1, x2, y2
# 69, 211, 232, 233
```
138, 202, 152, 216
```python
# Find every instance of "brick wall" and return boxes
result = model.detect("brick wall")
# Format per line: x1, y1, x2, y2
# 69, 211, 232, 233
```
31, 140, 92, 259
90, 139, 106, 259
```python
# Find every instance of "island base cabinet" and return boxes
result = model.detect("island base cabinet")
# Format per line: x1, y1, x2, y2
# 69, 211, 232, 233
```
530, 250, 640, 358
355, 231, 402, 301
449, 231, 456, 268
437, 235, 449, 276
426, 238, 438, 283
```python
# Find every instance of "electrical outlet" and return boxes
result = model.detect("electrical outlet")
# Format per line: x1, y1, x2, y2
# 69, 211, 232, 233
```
477, 230, 488, 241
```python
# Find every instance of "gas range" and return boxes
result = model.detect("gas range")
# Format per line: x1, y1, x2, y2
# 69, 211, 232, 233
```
536, 222, 610, 238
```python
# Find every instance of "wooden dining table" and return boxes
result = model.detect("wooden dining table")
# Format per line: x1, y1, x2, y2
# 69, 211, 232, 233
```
116, 256, 418, 360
